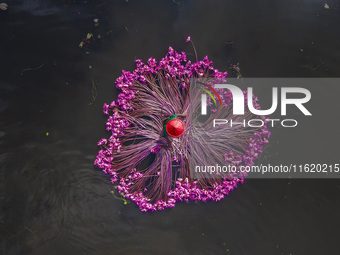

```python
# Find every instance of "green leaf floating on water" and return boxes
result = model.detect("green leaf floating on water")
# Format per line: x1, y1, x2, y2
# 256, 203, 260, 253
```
110, 190, 129, 205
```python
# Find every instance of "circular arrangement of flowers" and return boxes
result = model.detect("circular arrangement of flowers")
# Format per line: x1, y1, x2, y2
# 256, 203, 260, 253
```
95, 37, 271, 212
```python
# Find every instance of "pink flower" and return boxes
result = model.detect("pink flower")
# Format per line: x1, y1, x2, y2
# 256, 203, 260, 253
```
186, 36, 191, 43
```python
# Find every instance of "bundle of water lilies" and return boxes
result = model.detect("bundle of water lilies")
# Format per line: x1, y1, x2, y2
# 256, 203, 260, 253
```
95, 37, 270, 212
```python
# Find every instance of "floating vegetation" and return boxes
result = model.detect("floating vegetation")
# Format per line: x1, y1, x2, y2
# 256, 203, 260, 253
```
21, 64, 44, 75
301, 63, 321, 72
89, 79, 97, 106
95, 37, 271, 212
79, 33, 94, 48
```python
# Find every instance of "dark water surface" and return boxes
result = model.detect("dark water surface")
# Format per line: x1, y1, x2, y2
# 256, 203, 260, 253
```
1, 0, 340, 254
